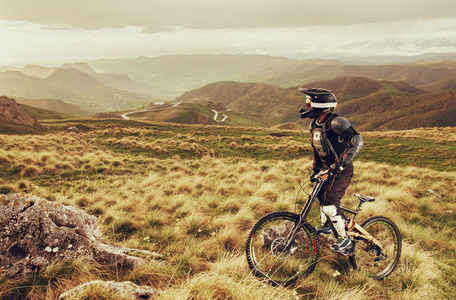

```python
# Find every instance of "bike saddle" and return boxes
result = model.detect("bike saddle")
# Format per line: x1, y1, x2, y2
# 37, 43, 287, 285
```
354, 193, 375, 202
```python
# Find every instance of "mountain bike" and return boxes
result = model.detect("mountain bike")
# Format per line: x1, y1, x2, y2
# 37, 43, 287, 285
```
245, 169, 402, 286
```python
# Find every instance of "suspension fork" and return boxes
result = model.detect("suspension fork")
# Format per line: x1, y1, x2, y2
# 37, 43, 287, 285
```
282, 180, 325, 250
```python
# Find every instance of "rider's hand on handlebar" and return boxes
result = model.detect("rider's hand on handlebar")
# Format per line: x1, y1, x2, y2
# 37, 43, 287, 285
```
316, 172, 330, 181
312, 169, 330, 181
310, 169, 319, 183
330, 162, 345, 174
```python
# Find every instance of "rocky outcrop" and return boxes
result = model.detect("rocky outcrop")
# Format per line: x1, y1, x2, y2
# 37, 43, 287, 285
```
0, 96, 41, 127
0, 193, 161, 278
59, 280, 156, 300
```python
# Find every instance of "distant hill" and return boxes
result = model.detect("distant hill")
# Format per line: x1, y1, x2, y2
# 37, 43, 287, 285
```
175, 81, 301, 123
175, 77, 456, 130
259, 60, 456, 88
338, 89, 456, 130
0, 71, 71, 99
124, 102, 273, 127
44, 68, 100, 93
88, 54, 456, 98
61, 62, 150, 93
15, 97, 88, 118
0, 68, 155, 114
418, 77, 456, 92
174, 81, 260, 106
20, 104, 73, 120
90, 54, 298, 98
15, 64, 57, 78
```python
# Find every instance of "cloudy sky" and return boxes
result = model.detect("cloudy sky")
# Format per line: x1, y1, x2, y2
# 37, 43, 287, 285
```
1, 0, 456, 66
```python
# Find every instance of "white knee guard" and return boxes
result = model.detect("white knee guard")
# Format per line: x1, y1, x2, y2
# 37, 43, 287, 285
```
320, 205, 346, 237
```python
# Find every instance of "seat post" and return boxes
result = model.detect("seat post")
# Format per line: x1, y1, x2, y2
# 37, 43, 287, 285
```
352, 199, 365, 222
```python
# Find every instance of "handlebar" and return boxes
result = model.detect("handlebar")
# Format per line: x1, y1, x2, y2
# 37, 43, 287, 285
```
312, 168, 332, 182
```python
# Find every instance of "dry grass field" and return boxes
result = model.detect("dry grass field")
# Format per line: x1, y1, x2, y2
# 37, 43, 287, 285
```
0, 120, 455, 299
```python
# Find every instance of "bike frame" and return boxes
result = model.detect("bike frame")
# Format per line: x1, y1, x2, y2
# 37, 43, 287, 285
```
284, 172, 385, 253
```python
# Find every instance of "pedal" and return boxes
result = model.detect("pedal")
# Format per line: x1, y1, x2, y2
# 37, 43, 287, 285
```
340, 243, 356, 256
340, 246, 353, 256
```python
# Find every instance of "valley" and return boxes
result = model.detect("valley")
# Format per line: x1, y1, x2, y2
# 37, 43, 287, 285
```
1, 54, 456, 131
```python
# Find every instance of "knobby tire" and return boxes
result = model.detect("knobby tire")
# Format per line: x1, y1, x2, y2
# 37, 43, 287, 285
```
349, 216, 402, 279
245, 211, 319, 286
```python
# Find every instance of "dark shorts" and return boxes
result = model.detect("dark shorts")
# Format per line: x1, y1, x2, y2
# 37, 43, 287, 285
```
318, 163, 354, 208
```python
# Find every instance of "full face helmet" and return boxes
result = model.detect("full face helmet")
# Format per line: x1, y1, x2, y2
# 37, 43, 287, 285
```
299, 88, 337, 119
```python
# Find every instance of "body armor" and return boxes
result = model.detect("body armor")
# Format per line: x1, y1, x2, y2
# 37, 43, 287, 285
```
310, 113, 363, 170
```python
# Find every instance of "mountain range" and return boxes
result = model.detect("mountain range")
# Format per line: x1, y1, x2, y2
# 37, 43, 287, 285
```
175, 77, 456, 130
0, 67, 154, 116
88, 54, 456, 98
1, 53, 455, 130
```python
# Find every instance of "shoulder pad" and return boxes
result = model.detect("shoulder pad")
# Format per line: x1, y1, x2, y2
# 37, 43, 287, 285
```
330, 116, 351, 135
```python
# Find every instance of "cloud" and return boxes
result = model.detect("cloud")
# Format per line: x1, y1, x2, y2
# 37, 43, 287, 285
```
1, 0, 456, 33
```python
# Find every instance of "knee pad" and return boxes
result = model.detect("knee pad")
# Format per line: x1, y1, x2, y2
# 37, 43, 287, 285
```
321, 205, 338, 218
321, 205, 346, 236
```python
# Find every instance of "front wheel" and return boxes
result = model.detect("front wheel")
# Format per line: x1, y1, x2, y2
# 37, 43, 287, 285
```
349, 216, 402, 279
245, 211, 319, 286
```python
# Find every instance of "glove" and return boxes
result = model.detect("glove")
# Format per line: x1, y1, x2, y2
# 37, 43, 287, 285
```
310, 169, 319, 182
330, 162, 344, 174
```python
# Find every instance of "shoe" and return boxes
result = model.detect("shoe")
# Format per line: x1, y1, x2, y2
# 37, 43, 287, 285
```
315, 224, 331, 234
330, 236, 351, 252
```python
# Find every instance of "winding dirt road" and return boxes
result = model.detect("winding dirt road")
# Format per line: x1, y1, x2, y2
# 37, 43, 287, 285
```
121, 102, 181, 120
122, 102, 229, 123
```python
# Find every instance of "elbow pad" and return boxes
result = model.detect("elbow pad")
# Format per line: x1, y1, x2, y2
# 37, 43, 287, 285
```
341, 134, 363, 166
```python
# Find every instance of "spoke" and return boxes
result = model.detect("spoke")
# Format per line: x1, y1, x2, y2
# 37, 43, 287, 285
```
246, 212, 320, 284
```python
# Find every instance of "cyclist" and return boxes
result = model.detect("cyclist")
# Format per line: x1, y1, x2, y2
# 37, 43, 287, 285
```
299, 88, 363, 253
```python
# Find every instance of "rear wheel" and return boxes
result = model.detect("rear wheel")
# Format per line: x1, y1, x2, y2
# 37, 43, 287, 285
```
245, 212, 319, 286
349, 216, 402, 279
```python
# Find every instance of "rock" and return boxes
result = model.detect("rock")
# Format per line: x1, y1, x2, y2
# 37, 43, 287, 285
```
0, 96, 41, 127
0, 193, 162, 278
66, 126, 80, 132
59, 280, 156, 300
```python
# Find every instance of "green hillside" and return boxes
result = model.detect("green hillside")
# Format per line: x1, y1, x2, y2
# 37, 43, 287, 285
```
175, 81, 303, 123
20, 104, 73, 120
175, 81, 261, 106
175, 77, 456, 130
418, 77, 456, 92
16, 97, 88, 118
123, 102, 273, 128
